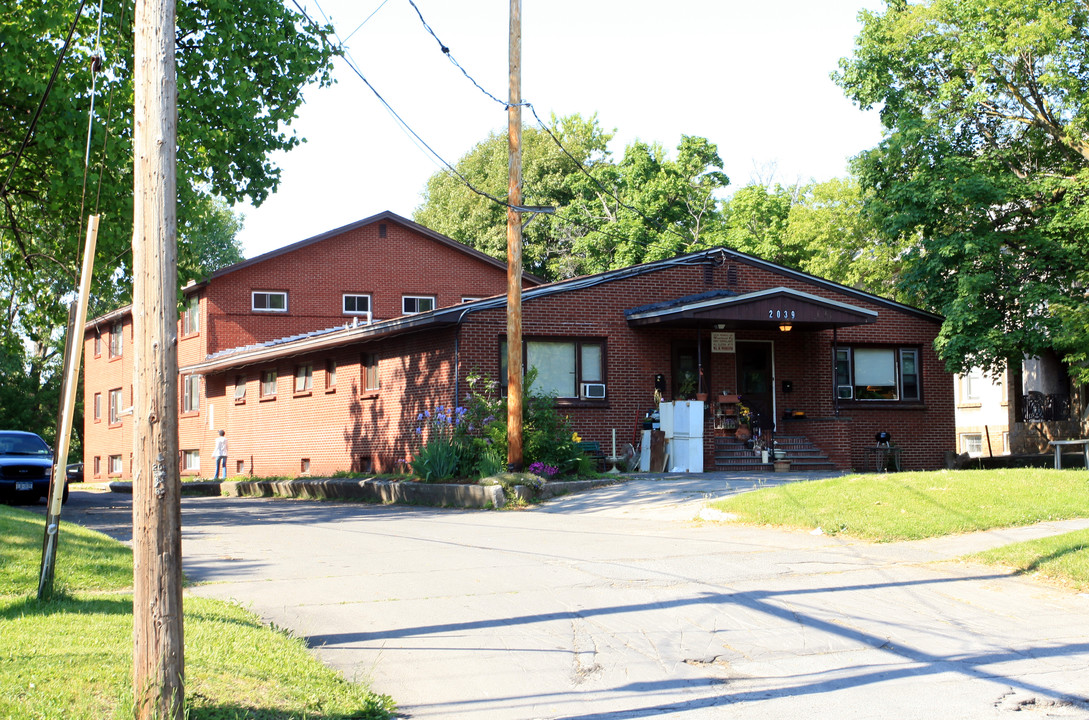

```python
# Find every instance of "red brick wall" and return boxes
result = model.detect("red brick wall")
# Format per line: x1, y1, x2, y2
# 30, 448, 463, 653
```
86, 253, 956, 479
203, 220, 513, 355
82, 315, 134, 481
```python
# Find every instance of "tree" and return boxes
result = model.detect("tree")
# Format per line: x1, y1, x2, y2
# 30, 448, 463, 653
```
414, 116, 730, 280
0, 0, 334, 438
835, 0, 1089, 381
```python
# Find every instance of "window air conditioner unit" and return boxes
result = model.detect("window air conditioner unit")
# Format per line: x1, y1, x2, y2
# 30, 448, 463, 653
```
581, 383, 606, 399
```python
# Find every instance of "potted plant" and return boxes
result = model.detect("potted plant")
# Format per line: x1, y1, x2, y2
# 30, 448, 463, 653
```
677, 371, 696, 400
735, 403, 752, 441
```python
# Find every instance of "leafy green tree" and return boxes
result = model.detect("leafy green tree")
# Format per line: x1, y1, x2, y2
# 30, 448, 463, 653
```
787, 177, 907, 300
415, 116, 730, 280
0, 0, 335, 438
835, 0, 1089, 381
723, 182, 800, 267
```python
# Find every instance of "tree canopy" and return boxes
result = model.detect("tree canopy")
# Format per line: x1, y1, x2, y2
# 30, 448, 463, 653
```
835, 0, 1089, 381
0, 0, 337, 442
415, 114, 734, 280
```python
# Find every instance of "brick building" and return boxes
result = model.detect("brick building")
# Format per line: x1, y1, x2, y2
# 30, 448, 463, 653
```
82, 211, 537, 480
83, 215, 954, 480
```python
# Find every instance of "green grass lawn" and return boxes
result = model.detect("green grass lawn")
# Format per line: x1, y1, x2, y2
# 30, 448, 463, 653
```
0, 504, 394, 719
708, 468, 1089, 589
967, 528, 1089, 592
709, 468, 1089, 541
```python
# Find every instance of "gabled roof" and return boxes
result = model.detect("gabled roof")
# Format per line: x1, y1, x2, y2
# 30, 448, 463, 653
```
201, 210, 546, 286
625, 286, 879, 330
180, 246, 942, 375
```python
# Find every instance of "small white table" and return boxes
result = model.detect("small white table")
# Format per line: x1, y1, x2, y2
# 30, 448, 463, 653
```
1047, 439, 1089, 469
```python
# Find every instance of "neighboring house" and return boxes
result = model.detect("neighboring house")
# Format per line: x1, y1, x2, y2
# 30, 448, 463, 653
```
953, 368, 1009, 457
1006, 351, 1089, 454
107, 242, 954, 477
83, 211, 539, 481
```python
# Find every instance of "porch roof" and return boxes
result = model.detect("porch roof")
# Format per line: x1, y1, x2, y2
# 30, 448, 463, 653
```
624, 287, 879, 330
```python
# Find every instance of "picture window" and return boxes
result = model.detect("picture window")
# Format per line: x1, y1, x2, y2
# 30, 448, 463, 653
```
835, 347, 920, 402
500, 337, 606, 400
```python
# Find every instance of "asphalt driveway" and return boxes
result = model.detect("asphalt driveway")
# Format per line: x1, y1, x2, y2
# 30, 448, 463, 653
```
57, 476, 1089, 719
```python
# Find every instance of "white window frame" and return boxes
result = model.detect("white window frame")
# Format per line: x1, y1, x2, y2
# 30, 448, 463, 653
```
402, 295, 435, 315
109, 321, 123, 357
501, 337, 606, 400
109, 388, 122, 424
960, 432, 983, 456
836, 347, 921, 402
93, 392, 102, 421
182, 449, 200, 472
182, 374, 200, 413
183, 295, 200, 335
294, 363, 313, 393
234, 375, 246, 401
342, 294, 372, 320
261, 370, 278, 397
252, 291, 288, 313
108, 454, 123, 474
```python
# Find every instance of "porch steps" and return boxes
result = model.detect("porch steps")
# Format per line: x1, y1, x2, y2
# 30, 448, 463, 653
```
713, 434, 837, 472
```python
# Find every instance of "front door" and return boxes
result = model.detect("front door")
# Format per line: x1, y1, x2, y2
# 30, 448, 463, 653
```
737, 342, 774, 432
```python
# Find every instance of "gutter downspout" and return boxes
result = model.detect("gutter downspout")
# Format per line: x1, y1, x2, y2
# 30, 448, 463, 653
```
833, 326, 840, 417
453, 305, 476, 409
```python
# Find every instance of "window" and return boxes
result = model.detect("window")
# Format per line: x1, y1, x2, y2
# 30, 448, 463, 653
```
93, 456, 101, 476
294, 364, 313, 393
501, 338, 606, 400
835, 347, 921, 402
109, 321, 122, 357
343, 294, 372, 318
93, 393, 102, 422
363, 353, 379, 392
461, 297, 481, 303
182, 450, 200, 472
182, 374, 200, 413
252, 291, 288, 312
325, 359, 337, 391
108, 454, 122, 475
234, 375, 246, 401
108, 388, 122, 424
182, 295, 199, 335
402, 296, 435, 315
961, 433, 983, 456
94, 334, 101, 357
261, 370, 278, 398
962, 370, 983, 403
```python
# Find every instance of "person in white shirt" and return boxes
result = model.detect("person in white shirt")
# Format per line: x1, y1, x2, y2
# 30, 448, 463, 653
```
213, 429, 228, 480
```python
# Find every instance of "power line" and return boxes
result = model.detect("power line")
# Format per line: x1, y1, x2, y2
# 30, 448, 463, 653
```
293, 0, 516, 212
343, 0, 390, 43
406, 0, 517, 108
400, 1, 699, 249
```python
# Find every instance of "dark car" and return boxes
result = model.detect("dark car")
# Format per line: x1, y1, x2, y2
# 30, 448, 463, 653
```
0, 430, 67, 504
66, 461, 84, 483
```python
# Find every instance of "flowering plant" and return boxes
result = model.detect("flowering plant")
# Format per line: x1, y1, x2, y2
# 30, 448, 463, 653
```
738, 403, 751, 426
527, 461, 558, 480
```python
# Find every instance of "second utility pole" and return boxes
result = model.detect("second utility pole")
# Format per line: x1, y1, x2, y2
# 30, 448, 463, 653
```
506, 0, 524, 471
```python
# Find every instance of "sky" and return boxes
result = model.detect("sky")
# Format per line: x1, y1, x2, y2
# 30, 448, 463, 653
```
236, 0, 887, 259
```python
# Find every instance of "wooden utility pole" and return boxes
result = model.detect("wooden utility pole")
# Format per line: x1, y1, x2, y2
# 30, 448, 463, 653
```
38, 215, 99, 600
506, 0, 524, 471
132, 0, 184, 717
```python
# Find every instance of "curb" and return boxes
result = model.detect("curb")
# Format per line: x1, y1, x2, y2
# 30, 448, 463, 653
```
106, 476, 622, 509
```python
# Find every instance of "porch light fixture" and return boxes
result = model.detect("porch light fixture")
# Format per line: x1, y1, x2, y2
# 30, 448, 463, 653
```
779, 321, 793, 332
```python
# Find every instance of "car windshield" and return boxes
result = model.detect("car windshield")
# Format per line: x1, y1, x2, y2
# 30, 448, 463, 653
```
0, 433, 51, 456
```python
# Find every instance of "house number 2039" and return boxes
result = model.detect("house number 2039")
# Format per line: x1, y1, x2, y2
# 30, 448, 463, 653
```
769, 309, 796, 320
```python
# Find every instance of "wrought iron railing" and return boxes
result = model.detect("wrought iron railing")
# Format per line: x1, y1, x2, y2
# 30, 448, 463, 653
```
1022, 392, 1071, 422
